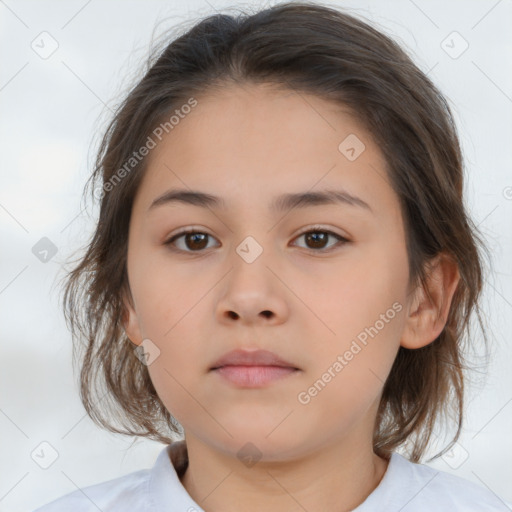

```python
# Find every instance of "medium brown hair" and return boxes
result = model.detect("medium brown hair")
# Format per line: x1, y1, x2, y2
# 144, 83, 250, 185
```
59, 1, 492, 463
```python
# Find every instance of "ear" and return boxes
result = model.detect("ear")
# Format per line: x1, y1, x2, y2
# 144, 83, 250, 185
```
401, 252, 460, 349
121, 284, 144, 347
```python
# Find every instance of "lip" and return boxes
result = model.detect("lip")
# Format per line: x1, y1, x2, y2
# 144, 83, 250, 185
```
213, 365, 299, 387
209, 349, 300, 388
209, 349, 299, 370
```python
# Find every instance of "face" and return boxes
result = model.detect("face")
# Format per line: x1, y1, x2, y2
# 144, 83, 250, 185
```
123, 83, 415, 461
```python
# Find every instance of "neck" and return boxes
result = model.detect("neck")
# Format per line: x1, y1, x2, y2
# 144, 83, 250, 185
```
179, 434, 389, 512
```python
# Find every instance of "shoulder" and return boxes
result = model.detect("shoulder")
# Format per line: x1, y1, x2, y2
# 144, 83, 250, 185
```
390, 453, 512, 511
32, 468, 151, 512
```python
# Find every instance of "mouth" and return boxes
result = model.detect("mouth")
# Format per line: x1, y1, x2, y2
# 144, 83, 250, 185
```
211, 365, 300, 387
209, 349, 300, 388
209, 348, 299, 371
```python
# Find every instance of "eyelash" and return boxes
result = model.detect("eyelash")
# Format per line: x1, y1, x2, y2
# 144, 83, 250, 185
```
163, 226, 350, 254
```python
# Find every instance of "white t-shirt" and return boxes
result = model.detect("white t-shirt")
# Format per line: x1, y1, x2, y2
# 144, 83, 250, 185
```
33, 440, 512, 511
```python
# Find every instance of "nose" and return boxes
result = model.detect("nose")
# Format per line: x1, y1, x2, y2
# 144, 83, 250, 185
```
215, 253, 289, 326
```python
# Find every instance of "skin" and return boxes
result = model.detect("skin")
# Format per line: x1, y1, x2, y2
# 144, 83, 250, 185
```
122, 83, 460, 512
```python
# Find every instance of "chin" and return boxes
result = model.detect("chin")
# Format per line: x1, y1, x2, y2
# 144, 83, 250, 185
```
207, 427, 309, 463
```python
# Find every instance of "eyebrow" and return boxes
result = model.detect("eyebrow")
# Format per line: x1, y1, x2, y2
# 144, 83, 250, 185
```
147, 188, 373, 214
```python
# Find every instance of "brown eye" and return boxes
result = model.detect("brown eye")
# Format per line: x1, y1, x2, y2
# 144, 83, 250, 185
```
164, 228, 349, 254
293, 229, 348, 252
165, 231, 218, 252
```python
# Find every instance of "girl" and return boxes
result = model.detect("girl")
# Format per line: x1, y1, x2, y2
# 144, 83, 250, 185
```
34, 2, 511, 511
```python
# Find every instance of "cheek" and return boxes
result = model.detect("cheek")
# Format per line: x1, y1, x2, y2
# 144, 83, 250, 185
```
296, 302, 405, 433
297, 261, 403, 341
132, 263, 210, 406
145, 355, 197, 429
142, 316, 208, 429
303, 251, 408, 382
132, 253, 214, 338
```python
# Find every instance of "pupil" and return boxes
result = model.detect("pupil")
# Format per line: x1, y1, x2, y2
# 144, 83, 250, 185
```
187, 233, 207, 250
307, 232, 326, 248
184, 232, 328, 251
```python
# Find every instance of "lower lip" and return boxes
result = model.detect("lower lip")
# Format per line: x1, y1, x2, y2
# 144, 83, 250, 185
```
212, 365, 299, 387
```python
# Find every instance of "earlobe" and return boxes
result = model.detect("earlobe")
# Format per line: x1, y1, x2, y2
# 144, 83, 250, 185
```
400, 253, 460, 350
121, 287, 143, 347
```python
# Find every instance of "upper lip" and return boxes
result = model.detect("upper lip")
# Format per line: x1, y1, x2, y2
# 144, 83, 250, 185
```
210, 349, 299, 370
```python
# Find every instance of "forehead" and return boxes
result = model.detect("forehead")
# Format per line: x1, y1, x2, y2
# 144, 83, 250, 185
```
132, 83, 399, 221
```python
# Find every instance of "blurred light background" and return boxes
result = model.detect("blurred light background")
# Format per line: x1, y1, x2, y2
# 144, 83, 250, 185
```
1, 0, 511, 510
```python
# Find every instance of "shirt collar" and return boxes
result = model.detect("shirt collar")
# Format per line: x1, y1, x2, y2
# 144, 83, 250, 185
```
148, 440, 205, 512
148, 440, 403, 511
